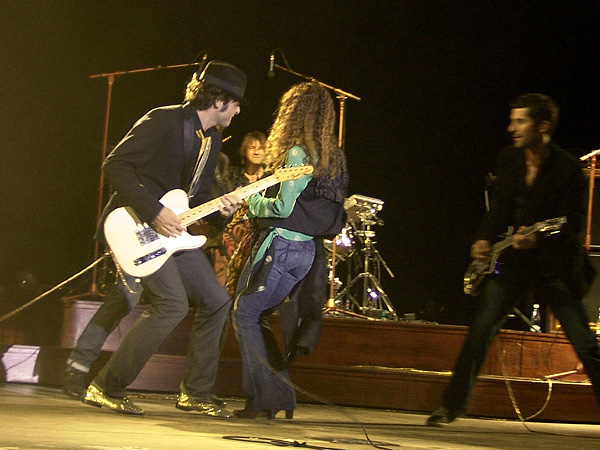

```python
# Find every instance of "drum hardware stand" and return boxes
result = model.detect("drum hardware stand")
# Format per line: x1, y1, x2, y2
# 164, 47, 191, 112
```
335, 196, 397, 320
323, 240, 371, 319
336, 220, 397, 320
581, 148, 600, 252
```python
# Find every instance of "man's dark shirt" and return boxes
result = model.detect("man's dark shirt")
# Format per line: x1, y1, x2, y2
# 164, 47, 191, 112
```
478, 142, 588, 291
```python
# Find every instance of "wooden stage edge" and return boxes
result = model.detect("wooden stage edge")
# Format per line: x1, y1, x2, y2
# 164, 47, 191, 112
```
1, 299, 599, 424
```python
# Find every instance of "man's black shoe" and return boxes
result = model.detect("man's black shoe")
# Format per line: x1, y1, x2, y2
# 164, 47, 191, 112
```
426, 406, 463, 426
62, 366, 87, 400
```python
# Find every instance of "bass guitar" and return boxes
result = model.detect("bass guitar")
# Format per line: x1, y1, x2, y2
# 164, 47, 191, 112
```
463, 216, 567, 296
104, 165, 313, 277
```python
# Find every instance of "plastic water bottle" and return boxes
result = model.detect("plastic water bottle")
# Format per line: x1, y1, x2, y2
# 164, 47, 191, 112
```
530, 303, 542, 333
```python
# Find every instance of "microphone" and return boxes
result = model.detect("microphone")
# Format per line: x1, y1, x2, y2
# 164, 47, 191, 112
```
268, 52, 275, 78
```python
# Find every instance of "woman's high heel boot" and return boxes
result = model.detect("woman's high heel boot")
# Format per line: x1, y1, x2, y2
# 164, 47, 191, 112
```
266, 408, 294, 419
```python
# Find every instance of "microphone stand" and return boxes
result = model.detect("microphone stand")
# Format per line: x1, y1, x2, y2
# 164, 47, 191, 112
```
270, 61, 365, 318
272, 64, 361, 149
78, 61, 199, 299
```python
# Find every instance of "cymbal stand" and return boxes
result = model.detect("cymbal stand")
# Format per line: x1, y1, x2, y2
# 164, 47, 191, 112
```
580, 148, 600, 251
335, 219, 397, 320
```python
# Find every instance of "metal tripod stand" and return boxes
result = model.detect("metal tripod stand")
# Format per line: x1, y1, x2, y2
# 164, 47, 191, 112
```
335, 218, 397, 320
323, 238, 371, 319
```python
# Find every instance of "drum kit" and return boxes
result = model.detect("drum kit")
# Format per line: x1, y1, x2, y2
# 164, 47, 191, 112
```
323, 194, 397, 320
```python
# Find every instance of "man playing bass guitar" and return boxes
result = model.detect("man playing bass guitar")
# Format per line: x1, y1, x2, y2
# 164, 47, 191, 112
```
428, 93, 600, 426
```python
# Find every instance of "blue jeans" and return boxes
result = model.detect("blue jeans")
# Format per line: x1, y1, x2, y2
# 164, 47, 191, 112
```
279, 239, 328, 353
233, 236, 316, 411
442, 268, 600, 412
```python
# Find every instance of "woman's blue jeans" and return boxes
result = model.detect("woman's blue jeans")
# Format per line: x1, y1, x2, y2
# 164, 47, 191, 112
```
233, 236, 315, 411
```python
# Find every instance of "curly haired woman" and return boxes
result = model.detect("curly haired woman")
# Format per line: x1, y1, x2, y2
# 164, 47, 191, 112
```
231, 82, 348, 419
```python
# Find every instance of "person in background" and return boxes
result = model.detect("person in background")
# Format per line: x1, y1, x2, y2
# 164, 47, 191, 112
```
210, 131, 268, 286
230, 131, 267, 187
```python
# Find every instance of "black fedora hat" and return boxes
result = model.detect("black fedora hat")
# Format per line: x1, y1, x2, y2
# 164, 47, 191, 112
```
199, 61, 247, 104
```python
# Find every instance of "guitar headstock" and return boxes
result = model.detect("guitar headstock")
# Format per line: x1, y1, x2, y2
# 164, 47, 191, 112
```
274, 165, 314, 182
536, 216, 567, 234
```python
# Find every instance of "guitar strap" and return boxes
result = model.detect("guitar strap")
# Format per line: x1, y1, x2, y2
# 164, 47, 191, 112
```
183, 114, 196, 185
185, 126, 212, 199
183, 114, 196, 162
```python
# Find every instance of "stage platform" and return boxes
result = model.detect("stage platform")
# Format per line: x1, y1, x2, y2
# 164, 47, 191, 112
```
1, 299, 600, 425
2, 383, 600, 450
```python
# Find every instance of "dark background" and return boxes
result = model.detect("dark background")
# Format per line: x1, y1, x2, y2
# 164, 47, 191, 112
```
1, 1, 600, 330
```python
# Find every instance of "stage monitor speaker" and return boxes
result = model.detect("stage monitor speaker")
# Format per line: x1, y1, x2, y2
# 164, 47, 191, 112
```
583, 253, 600, 323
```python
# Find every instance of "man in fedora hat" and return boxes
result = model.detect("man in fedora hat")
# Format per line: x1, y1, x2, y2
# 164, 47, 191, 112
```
81, 61, 246, 416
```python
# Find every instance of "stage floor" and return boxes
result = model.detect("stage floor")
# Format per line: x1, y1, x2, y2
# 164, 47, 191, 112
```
1, 383, 598, 450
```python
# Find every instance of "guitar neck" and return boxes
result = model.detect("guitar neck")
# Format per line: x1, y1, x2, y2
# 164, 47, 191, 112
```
178, 174, 280, 226
491, 223, 537, 253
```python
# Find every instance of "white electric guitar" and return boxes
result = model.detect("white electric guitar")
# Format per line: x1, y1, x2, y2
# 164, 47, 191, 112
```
104, 166, 314, 277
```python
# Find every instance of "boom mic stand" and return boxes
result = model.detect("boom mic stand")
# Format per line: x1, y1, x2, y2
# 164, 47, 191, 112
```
78, 60, 202, 299
268, 49, 365, 319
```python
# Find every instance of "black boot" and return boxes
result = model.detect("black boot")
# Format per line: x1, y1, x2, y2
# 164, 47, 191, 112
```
62, 366, 87, 400
282, 345, 310, 369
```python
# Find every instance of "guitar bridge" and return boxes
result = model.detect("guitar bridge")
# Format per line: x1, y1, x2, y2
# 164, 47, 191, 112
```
134, 247, 167, 266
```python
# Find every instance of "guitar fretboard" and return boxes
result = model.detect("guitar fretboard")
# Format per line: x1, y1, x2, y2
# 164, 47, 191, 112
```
178, 174, 280, 227
491, 224, 536, 253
